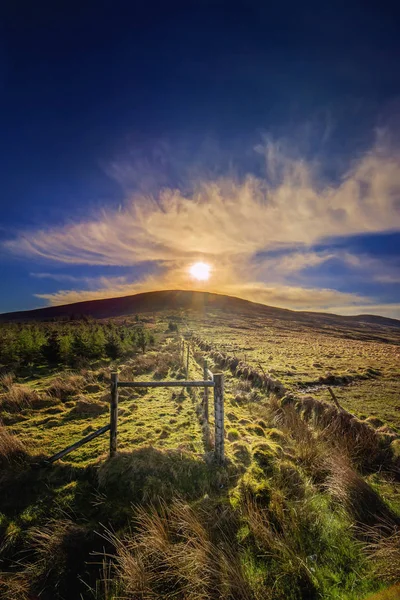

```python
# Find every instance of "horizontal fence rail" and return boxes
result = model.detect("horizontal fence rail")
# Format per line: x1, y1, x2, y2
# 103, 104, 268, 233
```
43, 340, 225, 465
118, 380, 215, 388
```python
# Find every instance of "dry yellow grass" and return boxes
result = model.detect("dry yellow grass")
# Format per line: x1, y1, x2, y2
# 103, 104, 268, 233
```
0, 382, 41, 412
0, 421, 27, 467
362, 523, 400, 584
106, 499, 254, 600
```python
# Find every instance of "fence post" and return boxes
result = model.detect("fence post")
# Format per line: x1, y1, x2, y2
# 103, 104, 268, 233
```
110, 371, 119, 457
203, 358, 209, 423
186, 343, 190, 379
213, 373, 224, 463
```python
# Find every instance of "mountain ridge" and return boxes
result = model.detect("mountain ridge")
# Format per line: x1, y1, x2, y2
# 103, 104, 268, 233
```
0, 289, 399, 330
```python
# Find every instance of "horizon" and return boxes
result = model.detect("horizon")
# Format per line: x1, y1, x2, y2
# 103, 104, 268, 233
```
1, 287, 399, 322
1, 2, 399, 318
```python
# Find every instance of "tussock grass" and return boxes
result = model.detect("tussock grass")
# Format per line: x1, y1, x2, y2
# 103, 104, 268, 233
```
362, 523, 400, 584
46, 373, 84, 400
120, 354, 157, 378
0, 319, 398, 599
0, 383, 41, 412
26, 518, 94, 598
325, 454, 398, 526
276, 394, 396, 473
0, 573, 30, 600
0, 422, 28, 468
0, 373, 15, 391
106, 498, 254, 600
227, 427, 240, 441
243, 497, 317, 597
268, 397, 327, 480
68, 397, 108, 418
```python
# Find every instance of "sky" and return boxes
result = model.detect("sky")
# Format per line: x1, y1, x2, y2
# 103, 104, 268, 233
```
1, 0, 400, 318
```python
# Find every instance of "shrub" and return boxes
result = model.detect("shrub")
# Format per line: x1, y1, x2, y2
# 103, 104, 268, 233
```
167, 320, 178, 332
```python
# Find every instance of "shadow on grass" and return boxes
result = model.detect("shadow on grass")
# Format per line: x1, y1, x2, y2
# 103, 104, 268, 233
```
97, 446, 237, 505
0, 446, 239, 599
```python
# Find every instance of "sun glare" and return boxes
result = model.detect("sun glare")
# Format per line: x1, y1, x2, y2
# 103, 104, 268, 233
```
189, 261, 211, 281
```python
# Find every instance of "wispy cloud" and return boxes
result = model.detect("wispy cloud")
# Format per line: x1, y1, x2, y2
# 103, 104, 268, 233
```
30, 272, 84, 283
4, 137, 400, 317
5, 139, 400, 266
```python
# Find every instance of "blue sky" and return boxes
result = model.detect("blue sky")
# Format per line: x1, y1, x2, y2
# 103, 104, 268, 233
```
1, 1, 400, 317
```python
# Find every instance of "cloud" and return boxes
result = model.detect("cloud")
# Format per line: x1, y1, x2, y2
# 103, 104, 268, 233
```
5, 139, 400, 268
30, 272, 129, 286
4, 137, 400, 317
30, 272, 84, 283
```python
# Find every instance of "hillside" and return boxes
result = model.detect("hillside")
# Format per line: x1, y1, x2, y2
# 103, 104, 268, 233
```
1, 297, 400, 599
1, 289, 399, 333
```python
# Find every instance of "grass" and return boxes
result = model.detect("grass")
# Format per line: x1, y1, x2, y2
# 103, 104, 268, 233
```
191, 311, 400, 432
0, 421, 28, 469
0, 313, 399, 599
362, 523, 400, 584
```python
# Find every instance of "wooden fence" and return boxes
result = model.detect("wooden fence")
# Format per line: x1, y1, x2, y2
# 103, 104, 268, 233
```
45, 339, 225, 464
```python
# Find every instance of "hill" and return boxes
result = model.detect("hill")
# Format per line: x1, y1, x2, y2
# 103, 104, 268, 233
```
1, 289, 399, 333
1, 291, 399, 599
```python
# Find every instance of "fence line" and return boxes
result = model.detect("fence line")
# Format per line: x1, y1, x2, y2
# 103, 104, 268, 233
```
203, 358, 209, 423
118, 380, 215, 388
45, 336, 225, 464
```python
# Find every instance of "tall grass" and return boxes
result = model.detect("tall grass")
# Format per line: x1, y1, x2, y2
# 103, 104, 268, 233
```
0, 382, 41, 412
325, 454, 398, 526
0, 421, 27, 468
106, 499, 254, 600
362, 523, 400, 583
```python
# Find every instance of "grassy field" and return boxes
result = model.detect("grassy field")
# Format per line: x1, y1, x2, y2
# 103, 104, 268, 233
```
190, 310, 400, 432
0, 309, 399, 600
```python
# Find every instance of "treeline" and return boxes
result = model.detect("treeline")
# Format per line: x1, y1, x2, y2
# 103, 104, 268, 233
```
0, 320, 155, 369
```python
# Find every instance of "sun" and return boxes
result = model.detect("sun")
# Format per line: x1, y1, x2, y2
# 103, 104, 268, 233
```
189, 261, 211, 281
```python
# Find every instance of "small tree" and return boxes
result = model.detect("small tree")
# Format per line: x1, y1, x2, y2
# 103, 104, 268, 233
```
136, 327, 148, 354
167, 320, 178, 332
58, 332, 73, 364
105, 335, 123, 359
42, 331, 61, 364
